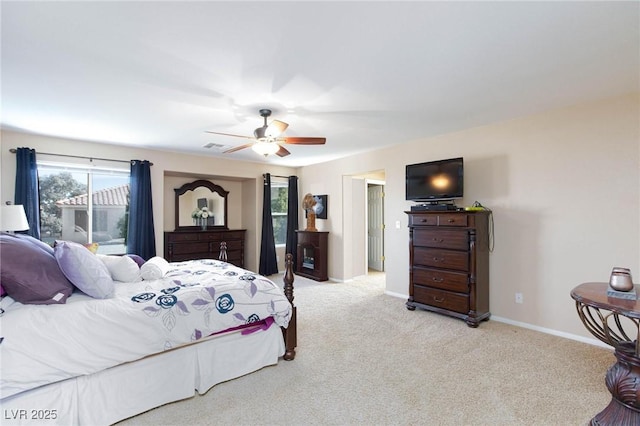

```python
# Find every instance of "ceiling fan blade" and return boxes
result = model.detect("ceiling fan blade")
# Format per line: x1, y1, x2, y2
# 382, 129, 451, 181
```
223, 143, 253, 154
281, 137, 326, 145
276, 145, 291, 157
266, 120, 289, 137
205, 131, 254, 140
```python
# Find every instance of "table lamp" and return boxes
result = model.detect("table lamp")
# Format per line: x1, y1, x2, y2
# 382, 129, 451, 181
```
1, 204, 30, 233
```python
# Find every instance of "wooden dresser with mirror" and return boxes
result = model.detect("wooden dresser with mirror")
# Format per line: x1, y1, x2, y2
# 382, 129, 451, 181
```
164, 179, 246, 268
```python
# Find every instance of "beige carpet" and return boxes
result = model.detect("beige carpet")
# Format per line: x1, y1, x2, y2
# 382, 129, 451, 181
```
118, 272, 613, 426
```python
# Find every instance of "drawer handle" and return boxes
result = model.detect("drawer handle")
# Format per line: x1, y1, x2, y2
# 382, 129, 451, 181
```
432, 277, 444, 282
420, 219, 427, 223
447, 219, 455, 223
433, 296, 445, 303
432, 257, 444, 263
432, 238, 444, 243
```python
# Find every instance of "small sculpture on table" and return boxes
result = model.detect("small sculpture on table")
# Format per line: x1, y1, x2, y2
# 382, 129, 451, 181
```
608, 267, 636, 300
302, 193, 317, 232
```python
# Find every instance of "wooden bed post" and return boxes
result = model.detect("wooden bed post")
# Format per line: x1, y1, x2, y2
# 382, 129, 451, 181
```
220, 242, 296, 360
282, 253, 297, 360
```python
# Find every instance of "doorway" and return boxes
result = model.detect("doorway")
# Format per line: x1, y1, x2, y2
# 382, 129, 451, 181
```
367, 180, 385, 272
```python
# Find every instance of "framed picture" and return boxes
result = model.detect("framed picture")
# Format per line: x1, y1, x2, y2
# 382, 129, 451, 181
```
313, 194, 327, 219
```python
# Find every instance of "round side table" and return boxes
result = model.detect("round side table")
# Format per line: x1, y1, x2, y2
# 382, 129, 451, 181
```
571, 282, 640, 425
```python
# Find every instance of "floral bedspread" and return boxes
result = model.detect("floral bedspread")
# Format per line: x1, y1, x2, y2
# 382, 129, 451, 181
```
0, 259, 291, 399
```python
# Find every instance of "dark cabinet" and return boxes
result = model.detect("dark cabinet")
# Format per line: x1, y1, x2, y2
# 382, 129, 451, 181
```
296, 231, 328, 281
164, 229, 246, 268
406, 211, 490, 327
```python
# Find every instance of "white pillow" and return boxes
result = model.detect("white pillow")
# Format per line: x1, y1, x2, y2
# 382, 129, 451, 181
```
140, 256, 171, 280
54, 241, 114, 299
97, 254, 142, 283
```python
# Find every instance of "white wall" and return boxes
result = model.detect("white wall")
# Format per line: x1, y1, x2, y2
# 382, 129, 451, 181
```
298, 93, 640, 339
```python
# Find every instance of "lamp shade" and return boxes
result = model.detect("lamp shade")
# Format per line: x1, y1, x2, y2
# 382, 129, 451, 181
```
251, 141, 280, 156
1, 204, 30, 232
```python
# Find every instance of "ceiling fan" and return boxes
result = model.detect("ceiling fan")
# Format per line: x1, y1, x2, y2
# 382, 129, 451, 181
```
206, 109, 326, 157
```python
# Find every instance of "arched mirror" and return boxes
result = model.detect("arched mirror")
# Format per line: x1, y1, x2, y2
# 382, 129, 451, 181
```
175, 180, 229, 230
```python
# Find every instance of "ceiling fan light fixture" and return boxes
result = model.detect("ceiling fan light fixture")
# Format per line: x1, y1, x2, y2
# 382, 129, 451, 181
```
252, 141, 280, 156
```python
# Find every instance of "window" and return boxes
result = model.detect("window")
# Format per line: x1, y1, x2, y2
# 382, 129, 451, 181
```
270, 180, 288, 245
38, 162, 130, 255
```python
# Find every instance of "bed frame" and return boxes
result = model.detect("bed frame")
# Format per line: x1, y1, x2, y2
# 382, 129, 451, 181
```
0, 248, 297, 425
282, 252, 297, 360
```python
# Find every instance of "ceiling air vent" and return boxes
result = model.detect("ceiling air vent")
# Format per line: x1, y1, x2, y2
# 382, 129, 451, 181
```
203, 142, 227, 150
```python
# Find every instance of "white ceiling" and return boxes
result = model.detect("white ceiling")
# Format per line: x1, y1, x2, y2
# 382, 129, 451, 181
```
2, 1, 638, 167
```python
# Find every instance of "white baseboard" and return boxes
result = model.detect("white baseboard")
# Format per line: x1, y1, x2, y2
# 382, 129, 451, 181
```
384, 291, 611, 351
384, 290, 407, 299
491, 316, 612, 350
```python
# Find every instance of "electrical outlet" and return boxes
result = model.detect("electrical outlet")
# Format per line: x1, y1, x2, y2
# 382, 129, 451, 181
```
515, 292, 524, 304
395, 220, 401, 229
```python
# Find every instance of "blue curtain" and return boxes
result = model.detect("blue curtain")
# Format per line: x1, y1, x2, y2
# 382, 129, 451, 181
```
14, 147, 41, 239
259, 173, 278, 275
127, 160, 156, 260
285, 176, 299, 272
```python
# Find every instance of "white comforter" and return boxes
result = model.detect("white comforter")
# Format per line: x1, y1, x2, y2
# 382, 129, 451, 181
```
0, 259, 291, 399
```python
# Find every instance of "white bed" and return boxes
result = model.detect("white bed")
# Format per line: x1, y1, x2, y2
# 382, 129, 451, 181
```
0, 251, 297, 426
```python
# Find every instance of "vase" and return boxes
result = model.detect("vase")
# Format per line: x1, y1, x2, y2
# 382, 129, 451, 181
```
200, 218, 207, 231
610, 267, 633, 292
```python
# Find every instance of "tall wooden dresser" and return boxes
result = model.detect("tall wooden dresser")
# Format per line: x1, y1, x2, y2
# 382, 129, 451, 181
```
164, 229, 246, 268
405, 210, 490, 327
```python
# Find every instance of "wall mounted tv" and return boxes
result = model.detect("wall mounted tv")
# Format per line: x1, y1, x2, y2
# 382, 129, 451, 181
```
405, 157, 464, 202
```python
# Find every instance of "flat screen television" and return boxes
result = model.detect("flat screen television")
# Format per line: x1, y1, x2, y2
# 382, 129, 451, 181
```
405, 157, 464, 202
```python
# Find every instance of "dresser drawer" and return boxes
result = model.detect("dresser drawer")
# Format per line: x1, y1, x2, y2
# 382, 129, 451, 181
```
413, 229, 468, 250
408, 214, 438, 227
438, 213, 468, 227
166, 232, 200, 242
169, 242, 210, 255
222, 230, 246, 240
414, 247, 469, 271
413, 267, 468, 293
202, 232, 223, 241
413, 285, 469, 314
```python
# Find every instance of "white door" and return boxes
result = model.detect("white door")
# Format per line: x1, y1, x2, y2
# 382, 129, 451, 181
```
367, 184, 384, 271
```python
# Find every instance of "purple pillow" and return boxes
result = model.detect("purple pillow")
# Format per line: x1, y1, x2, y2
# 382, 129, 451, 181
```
0, 283, 5, 297
0, 234, 74, 304
13, 233, 54, 255
54, 241, 114, 299
126, 254, 146, 267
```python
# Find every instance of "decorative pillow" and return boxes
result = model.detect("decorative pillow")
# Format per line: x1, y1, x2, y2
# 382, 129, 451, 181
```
0, 283, 5, 297
13, 233, 54, 255
97, 254, 141, 283
140, 256, 171, 280
0, 234, 73, 304
54, 240, 114, 299
126, 254, 146, 267
83, 242, 99, 254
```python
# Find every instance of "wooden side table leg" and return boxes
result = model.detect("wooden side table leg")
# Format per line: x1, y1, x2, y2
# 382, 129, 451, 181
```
592, 345, 640, 425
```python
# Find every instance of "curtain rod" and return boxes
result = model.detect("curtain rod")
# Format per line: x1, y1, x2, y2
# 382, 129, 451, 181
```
264, 173, 293, 179
9, 148, 153, 166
